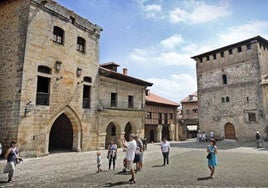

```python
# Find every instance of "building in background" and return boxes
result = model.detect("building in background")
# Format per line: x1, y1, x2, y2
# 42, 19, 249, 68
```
0, 0, 152, 156
180, 92, 199, 139
192, 36, 268, 141
145, 91, 179, 142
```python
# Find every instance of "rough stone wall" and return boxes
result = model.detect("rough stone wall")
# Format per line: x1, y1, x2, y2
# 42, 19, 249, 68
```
97, 76, 146, 147
181, 102, 198, 120
196, 41, 266, 140
0, 0, 101, 154
0, 0, 31, 153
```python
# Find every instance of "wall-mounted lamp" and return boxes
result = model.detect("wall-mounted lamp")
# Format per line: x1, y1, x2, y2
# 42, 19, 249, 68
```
77, 67, 82, 77
55, 61, 62, 72
24, 101, 33, 117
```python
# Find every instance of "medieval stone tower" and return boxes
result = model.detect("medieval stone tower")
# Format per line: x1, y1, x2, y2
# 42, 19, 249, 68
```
0, 0, 102, 155
192, 36, 268, 141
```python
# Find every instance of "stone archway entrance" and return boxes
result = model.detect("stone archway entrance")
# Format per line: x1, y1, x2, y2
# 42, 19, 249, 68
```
162, 125, 170, 140
49, 113, 73, 152
150, 129, 155, 142
105, 123, 117, 149
124, 123, 132, 141
224, 123, 236, 139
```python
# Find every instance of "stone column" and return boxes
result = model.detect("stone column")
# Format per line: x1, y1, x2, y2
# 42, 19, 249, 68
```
156, 124, 162, 142
72, 131, 81, 152
117, 132, 125, 147
169, 124, 175, 141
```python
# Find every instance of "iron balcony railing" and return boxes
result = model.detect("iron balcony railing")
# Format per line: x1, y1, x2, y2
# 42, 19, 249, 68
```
36, 92, 50, 106
98, 99, 144, 111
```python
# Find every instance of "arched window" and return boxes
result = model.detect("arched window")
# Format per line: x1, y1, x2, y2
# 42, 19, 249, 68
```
222, 74, 227, 84
221, 97, 225, 103
77, 37, 86, 53
226, 96, 230, 102
83, 76, 92, 83
53, 26, 64, 45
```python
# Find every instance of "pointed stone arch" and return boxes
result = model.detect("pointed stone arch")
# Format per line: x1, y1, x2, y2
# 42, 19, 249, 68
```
47, 106, 82, 153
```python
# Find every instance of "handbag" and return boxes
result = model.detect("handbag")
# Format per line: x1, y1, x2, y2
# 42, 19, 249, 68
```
206, 153, 211, 159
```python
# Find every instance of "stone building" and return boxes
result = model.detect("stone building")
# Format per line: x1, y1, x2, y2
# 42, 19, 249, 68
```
144, 91, 179, 142
192, 36, 268, 141
98, 62, 152, 149
0, 0, 152, 156
180, 92, 199, 139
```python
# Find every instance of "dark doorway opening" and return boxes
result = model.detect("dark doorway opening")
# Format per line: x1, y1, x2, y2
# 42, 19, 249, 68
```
49, 114, 73, 152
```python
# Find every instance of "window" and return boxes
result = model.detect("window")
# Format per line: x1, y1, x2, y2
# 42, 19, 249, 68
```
222, 74, 227, 84
164, 113, 168, 124
147, 112, 152, 119
193, 109, 198, 113
248, 112, 256, 122
221, 97, 225, 103
213, 54, 216, 60
220, 52, 224, 58
53, 26, 64, 45
247, 43, 252, 50
237, 46, 242, 52
36, 76, 50, 106
83, 77, 92, 83
83, 85, 91, 108
228, 49, 232, 55
38, 66, 51, 74
200, 57, 203, 63
128, 95, 134, 108
158, 113, 162, 124
206, 56, 210, 61
246, 97, 249, 102
77, 37, 86, 53
170, 113, 173, 119
111, 93, 117, 107
226, 96, 230, 102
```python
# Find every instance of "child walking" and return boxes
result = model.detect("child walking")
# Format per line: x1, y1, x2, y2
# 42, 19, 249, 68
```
96, 152, 102, 173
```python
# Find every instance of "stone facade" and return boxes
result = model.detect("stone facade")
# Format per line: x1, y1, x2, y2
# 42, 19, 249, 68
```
192, 36, 268, 141
180, 92, 198, 139
0, 0, 152, 156
144, 91, 179, 142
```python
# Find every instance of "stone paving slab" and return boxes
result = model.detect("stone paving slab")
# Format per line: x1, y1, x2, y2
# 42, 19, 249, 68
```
0, 140, 268, 188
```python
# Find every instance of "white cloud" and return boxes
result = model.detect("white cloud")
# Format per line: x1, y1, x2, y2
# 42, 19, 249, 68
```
135, 0, 164, 19
217, 21, 268, 46
160, 34, 184, 49
147, 73, 197, 102
169, 0, 230, 24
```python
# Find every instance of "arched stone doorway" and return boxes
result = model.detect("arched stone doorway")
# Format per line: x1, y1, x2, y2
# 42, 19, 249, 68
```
124, 123, 132, 141
105, 123, 117, 149
150, 129, 155, 142
162, 125, 170, 140
49, 113, 73, 152
224, 123, 236, 139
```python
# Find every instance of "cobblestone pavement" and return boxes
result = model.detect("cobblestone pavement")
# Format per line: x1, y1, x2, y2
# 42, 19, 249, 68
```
0, 140, 268, 188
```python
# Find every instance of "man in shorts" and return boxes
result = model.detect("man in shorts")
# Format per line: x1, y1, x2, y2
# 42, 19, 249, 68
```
121, 133, 137, 184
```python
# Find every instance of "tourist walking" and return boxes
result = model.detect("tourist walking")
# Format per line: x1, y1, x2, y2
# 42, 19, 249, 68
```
107, 139, 117, 170
134, 135, 143, 172
161, 137, 170, 166
3, 141, 23, 182
207, 139, 218, 178
121, 133, 137, 184
256, 131, 263, 148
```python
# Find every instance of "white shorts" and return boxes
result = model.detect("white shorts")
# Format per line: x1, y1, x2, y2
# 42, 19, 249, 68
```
126, 160, 134, 170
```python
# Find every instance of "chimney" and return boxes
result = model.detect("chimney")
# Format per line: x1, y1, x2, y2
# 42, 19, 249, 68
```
123, 68, 128, 75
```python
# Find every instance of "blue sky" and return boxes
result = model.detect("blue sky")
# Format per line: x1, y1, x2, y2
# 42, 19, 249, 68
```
57, 0, 268, 103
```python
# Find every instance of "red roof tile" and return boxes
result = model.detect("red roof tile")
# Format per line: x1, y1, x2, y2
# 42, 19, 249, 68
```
181, 91, 198, 103
145, 92, 179, 106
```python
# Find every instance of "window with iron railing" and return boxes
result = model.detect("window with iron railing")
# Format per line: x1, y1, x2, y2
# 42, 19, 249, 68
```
128, 95, 134, 108
111, 93, 117, 107
36, 76, 50, 106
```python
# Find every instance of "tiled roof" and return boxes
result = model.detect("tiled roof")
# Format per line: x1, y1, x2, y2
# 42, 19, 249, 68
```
181, 91, 198, 103
145, 92, 179, 106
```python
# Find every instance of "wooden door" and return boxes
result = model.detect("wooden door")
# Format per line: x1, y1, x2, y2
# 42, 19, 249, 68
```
224, 123, 236, 139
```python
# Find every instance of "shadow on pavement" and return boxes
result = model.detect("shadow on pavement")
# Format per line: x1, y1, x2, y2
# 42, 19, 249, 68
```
117, 170, 130, 175
197, 176, 213, 181
102, 181, 130, 187
151, 164, 163, 168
